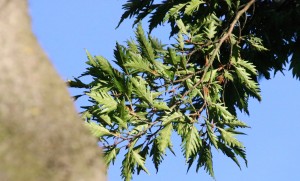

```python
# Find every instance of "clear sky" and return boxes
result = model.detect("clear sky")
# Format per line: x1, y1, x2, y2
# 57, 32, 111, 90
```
29, 1, 300, 181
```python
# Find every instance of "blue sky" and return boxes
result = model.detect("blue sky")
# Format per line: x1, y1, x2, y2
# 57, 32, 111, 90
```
29, 1, 300, 181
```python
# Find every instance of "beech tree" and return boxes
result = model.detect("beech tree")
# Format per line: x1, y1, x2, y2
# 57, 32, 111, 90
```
0, 0, 106, 180
69, 0, 300, 181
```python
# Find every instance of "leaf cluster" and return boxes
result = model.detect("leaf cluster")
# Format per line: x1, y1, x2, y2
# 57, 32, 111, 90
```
69, 0, 300, 180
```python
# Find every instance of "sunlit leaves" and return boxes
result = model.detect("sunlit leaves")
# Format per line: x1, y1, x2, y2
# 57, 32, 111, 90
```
69, 1, 273, 179
185, 0, 205, 16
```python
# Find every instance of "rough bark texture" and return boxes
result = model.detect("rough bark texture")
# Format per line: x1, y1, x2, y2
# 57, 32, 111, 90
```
0, 0, 106, 180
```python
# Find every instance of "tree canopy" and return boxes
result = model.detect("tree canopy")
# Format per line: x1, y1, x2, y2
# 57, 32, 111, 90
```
69, 1, 300, 181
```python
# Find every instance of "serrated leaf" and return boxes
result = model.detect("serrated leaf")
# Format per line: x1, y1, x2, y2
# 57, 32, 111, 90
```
236, 58, 258, 76
222, 119, 249, 128
85, 122, 112, 137
161, 111, 182, 126
164, 3, 187, 22
130, 76, 153, 105
67, 78, 88, 88
85, 49, 96, 66
104, 147, 120, 166
210, 103, 234, 121
184, 0, 204, 16
176, 19, 188, 35
196, 146, 214, 178
182, 125, 202, 160
218, 142, 241, 169
153, 101, 170, 111
234, 65, 261, 100
87, 90, 118, 113
205, 120, 218, 149
204, 21, 217, 40
247, 36, 268, 51
218, 127, 244, 148
232, 146, 248, 166
136, 23, 155, 63
150, 139, 164, 172
124, 52, 155, 74
121, 151, 134, 181
95, 56, 115, 76
167, 47, 180, 66
113, 116, 128, 130
132, 150, 150, 174
202, 69, 218, 82
156, 123, 173, 154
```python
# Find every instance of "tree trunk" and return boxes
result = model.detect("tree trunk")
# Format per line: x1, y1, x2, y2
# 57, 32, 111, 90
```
0, 0, 106, 180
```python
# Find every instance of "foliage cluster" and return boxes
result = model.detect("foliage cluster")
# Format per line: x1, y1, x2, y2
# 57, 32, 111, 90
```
69, 0, 300, 180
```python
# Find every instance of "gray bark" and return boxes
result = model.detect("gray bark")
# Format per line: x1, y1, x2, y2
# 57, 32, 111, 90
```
0, 0, 106, 180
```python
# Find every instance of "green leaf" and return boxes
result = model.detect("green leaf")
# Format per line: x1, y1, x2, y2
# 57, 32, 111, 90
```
121, 151, 134, 181
153, 101, 170, 111
232, 146, 248, 167
204, 20, 217, 40
202, 69, 218, 83
247, 36, 268, 51
67, 78, 88, 88
132, 150, 150, 174
196, 146, 214, 178
210, 103, 234, 121
236, 58, 258, 76
176, 19, 188, 36
184, 0, 204, 16
104, 147, 120, 166
218, 127, 244, 148
218, 142, 241, 169
85, 122, 112, 137
85, 49, 97, 66
87, 90, 118, 113
205, 120, 218, 149
130, 76, 153, 105
124, 52, 156, 74
150, 139, 164, 172
234, 64, 261, 100
156, 123, 173, 154
164, 3, 187, 22
182, 125, 202, 161
136, 23, 155, 63
95, 56, 115, 77
161, 111, 182, 126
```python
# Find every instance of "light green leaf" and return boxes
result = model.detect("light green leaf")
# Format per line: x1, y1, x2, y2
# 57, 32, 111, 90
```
104, 147, 120, 166
164, 3, 187, 22
85, 49, 96, 66
130, 76, 153, 105
132, 150, 150, 174
124, 52, 156, 74
218, 128, 244, 148
95, 56, 115, 76
185, 0, 204, 15
202, 69, 218, 82
87, 90, 118, 113
136, 23, 155, 63
85, 122, 112, 137
204, 20, 217, 39
153, 101, 170, 111
156, 123, 173, 154
161, 111, 182, 126
182, 125, 202, 160
176, 19, 189, 36
247, 36, 268, 51
205, 120, 218, 149
236, 58, 258, 76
